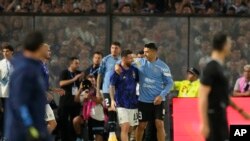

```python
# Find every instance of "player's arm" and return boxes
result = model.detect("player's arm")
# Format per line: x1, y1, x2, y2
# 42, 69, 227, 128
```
198, 63, 215, 138
229, 97, 250, 119
115, 58, 143, 75
97, 74, 102, 94
109, 72, 119, 111
97, 58, 106, 97
158, 68, 174, 98
198, 84, 211, 138
154, 67, 173, 105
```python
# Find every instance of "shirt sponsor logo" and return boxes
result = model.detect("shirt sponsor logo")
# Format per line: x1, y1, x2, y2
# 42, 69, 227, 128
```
145, 78, 155, 83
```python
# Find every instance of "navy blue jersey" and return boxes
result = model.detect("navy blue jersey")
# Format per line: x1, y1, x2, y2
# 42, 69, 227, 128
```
110, 65, 139, 109
4, 54, 49, 141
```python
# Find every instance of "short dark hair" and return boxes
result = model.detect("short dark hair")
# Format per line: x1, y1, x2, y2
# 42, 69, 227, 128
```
213, 32, 228, 51
2, 44, 14, 52
144, 43, 158, 51
69, 57, 79, 64
137, 50, 144, 55
93, 51, 103, 57
111, 41, 121, 47
121, 49, 133, 57
23, 31, 44, 52
121, 3, 131, 10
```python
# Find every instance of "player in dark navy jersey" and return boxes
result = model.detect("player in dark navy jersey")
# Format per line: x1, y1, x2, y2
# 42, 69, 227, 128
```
4, 31, 50, 141
110, 50, 139, 141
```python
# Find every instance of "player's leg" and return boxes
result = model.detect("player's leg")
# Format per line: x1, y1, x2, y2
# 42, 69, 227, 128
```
129, 109, 139, 141
117, 108, 130, 141
104, 94, 117, 133
136, 102, 153, 141
154, 102, 166, 141
136, 122, 147, 141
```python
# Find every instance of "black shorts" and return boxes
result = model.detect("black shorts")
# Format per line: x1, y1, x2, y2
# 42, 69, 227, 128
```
138, 101, 165, 122
103, 93, 111, 108
88, 117, 105, 140
206, 110, 229, 141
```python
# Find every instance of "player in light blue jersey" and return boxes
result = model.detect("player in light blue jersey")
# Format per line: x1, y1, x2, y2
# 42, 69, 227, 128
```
135, 43, 173, 141
97, 42, 121, 140
116, 43, 173, 141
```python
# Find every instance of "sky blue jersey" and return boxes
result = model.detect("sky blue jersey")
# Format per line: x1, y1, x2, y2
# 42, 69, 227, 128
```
134, 58, 173, 103
98, 54, 121, 94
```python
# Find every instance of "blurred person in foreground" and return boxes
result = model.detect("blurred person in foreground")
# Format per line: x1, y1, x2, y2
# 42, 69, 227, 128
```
199, 33, 250, 141
233, 64, 250, 97
173, 67, 200, 97
4, 31, 50, 141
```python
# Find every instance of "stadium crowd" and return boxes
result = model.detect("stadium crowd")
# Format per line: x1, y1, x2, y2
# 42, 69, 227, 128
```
0, 0, 250, 15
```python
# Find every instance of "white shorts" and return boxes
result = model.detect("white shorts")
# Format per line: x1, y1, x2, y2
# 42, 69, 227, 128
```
45, 104, 55, 122
117, 107, 138, 126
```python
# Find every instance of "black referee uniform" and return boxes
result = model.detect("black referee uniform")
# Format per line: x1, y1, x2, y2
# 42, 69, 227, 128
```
201, 60, 229, 141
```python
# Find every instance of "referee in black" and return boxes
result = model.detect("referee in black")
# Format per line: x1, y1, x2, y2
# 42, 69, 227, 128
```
199, 32, 250, 141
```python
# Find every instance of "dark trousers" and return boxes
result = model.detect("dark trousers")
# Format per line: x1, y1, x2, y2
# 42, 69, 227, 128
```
0, 98, 6, 138
58, 106, 80, 141
206, 109, 229, 141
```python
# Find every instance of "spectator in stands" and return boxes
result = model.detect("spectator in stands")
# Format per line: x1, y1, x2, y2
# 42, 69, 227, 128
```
141, 0, 160, 14
233, 0, 248, 14
174, 0, 182, 14
96, 2, 106, 13
181, 3, 194, 14
172, 67, 200, 97
227, 6, 236, 15
119, 3, 132, 13
233, 65, 250, 97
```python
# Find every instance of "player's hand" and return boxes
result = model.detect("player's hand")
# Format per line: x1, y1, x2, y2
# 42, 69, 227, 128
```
115, 64, 122, 75
47, 93, 53, 102
154, 96, 163, 105
200, 123, 210, 138
82, 89, 90, 99
27, 126, 40, 141
110, 100, 116, 111
240, 111, 250, 120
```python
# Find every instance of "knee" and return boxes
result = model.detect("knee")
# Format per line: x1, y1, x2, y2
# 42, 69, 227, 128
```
121, 124, 130, 133
73, 116, 82, 126
155, 120, 164, 129
137, 122, 147, 130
